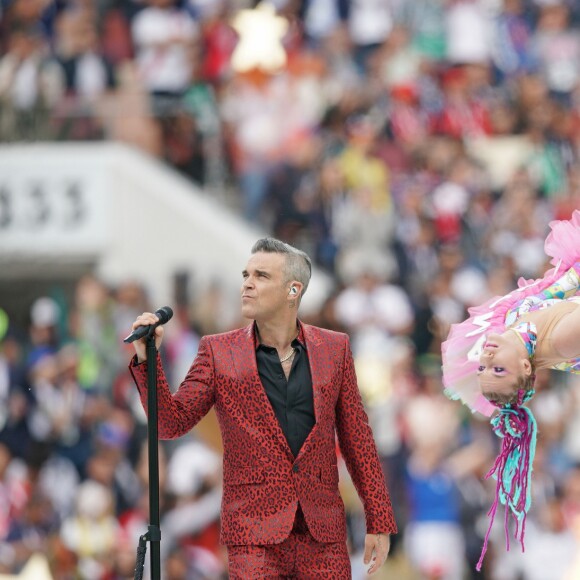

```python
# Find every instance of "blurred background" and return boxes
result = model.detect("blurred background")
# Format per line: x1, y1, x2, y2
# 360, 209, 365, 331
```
1, 0, 580, 578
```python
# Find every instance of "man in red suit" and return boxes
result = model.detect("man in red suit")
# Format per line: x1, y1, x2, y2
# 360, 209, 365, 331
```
129, 237, 397, 578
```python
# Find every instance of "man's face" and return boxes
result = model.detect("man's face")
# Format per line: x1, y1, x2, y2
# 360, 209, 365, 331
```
241, 252, 289, 321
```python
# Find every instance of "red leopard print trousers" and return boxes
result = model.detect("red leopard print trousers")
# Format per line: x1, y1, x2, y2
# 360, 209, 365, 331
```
227, 508, 351, 579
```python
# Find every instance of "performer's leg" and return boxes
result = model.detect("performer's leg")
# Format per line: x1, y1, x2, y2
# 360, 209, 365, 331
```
228, 507, 351, 580
227, 541, 292, 579
293, 535, 351, 579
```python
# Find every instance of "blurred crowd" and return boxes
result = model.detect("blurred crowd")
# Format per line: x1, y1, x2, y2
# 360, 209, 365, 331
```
2, 0, 580, 578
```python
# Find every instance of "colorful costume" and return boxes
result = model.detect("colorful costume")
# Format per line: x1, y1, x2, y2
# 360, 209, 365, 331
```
441, 209, 580, 569
442, 209, 580, 416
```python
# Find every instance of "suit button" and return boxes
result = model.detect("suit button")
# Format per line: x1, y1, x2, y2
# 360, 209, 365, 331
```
292, 465, 299, 473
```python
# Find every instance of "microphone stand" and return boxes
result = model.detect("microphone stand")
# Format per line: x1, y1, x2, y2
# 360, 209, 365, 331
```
134, 331, 162, 580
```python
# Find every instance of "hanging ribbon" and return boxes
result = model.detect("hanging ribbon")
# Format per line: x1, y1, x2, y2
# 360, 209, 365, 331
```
476, 391, 538, 571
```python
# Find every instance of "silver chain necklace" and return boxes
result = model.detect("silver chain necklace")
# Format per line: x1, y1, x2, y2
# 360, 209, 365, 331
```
279, 348, 295, 363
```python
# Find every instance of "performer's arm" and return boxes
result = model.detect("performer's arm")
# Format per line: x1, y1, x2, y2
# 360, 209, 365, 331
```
129, 336, 216, 439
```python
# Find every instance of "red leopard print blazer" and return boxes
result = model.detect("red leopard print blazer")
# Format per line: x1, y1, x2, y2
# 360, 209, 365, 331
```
130, 322, 397, 545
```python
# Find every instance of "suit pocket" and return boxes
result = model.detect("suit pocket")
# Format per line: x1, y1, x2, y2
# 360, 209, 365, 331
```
224, 466, 265, 485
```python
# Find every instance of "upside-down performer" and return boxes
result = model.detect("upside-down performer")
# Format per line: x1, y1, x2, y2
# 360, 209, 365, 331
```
441, 209, 580, 571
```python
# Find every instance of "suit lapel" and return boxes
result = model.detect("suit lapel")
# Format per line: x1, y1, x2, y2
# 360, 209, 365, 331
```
294, 323, 338, 461
230, 324, 294, 460
302, 323, 331, 425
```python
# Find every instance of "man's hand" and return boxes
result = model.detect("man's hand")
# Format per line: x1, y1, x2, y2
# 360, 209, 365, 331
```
131, 312, 165, 363
363, 533, 390, 576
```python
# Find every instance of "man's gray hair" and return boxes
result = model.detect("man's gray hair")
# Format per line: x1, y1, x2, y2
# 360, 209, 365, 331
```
251, 238, 312, 295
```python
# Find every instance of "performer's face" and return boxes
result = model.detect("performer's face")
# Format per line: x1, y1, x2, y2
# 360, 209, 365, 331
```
241, 252, 291, 321
477, 332, 532, 404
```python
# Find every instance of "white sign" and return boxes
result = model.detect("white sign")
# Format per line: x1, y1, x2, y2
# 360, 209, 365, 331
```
0, 151, 110, 255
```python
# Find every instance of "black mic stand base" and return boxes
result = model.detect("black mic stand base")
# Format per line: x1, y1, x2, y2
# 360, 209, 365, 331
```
134, 525, 162, 580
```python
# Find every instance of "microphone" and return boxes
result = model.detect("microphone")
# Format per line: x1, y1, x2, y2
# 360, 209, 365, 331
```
123, 306, 174, 344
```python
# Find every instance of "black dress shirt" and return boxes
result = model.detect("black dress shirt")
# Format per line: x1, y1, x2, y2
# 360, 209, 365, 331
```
256, 336, 315, 458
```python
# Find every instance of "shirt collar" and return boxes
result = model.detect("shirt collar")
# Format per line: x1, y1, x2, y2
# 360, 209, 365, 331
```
253, 320, 306, 351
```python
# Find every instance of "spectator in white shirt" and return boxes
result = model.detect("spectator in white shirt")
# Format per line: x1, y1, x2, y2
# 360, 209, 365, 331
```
131, 0, 198, 115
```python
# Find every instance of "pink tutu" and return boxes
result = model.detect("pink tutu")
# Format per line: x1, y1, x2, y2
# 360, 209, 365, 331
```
441, 210, 580, 416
